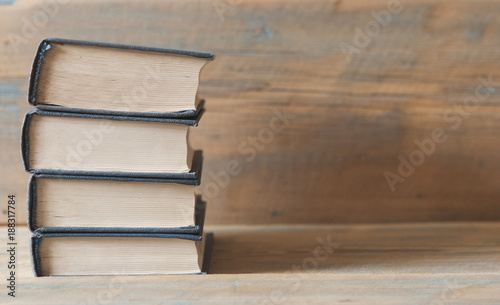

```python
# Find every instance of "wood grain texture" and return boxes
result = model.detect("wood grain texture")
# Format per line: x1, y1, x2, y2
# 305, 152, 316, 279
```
1, 223, 499, 304
1, 0, 500, 225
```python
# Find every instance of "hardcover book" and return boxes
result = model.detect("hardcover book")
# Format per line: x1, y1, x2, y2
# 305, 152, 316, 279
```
21, 109, 203, 178
23, 38, 214, 277
30, 231, 213, 276
29, 38, 214, 118
27, 172, 206, 233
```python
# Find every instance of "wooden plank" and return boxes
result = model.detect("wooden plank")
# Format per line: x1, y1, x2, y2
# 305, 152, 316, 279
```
0, 223, 499, 304
2, 0, 500, 225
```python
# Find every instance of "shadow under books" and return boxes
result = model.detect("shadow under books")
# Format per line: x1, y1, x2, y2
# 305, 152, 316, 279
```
208, 225, 500, 274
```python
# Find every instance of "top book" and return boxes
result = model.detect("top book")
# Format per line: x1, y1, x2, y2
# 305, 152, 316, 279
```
28, 38, 214, 118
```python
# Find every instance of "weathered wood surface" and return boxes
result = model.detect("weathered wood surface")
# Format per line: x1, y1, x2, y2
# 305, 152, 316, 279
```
1, 223, 499, 304
1, 0, 500, 225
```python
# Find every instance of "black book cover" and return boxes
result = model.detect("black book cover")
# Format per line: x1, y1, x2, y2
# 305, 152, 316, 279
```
28, 38, 214, 118
30, 231, 214, 277
21, 109, 203, 179
27, 172, 207, 233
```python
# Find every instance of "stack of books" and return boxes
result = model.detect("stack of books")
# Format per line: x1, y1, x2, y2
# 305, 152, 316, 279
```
21, 38, 214, 276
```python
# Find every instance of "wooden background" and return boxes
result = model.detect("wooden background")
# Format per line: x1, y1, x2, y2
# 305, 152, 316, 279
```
1, 0, 500, 226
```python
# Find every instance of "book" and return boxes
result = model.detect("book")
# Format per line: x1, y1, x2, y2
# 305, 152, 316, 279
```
28, 173, 206, 233
23, 38, 214, 277
29, 38, 214, 118
21, 109, 203, 177
30, 231, 213, 276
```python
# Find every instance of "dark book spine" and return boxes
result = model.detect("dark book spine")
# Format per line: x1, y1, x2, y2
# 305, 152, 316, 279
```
35, 102, 204, 119
30, 233, 43, 277
28, 40, 51, 106
26, 175, 37, 231
42, 38, 215, 60
32, 108, 204, 126
20, 111, 34, 172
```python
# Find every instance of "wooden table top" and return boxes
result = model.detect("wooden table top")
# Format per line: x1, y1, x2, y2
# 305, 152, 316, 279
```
1, 222, 499, 304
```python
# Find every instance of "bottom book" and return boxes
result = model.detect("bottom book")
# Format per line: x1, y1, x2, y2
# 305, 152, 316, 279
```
30, 231, 213, 276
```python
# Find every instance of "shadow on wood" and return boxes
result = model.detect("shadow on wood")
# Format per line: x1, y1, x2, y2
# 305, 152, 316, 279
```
209, 223, 500, 274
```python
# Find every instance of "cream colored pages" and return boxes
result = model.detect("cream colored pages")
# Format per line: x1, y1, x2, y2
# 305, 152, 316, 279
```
36, 178, 195, 228
39, 237, 201, 276
28, 115, 191, 173
37, 43, 208, 113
